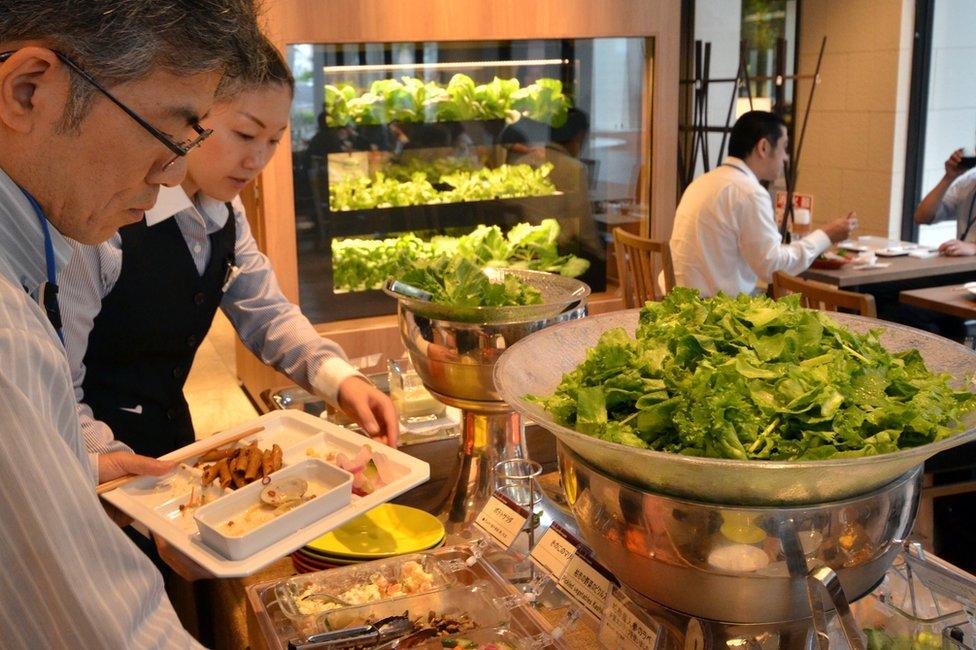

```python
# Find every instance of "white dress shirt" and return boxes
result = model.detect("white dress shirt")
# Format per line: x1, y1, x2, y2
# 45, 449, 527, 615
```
669, 157, 831, 297
0, 167, 200, 647
935, 169, 976, 242
59, 185, 361, 458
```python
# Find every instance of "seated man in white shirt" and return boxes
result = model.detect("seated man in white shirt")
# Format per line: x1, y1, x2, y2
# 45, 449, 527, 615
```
670, 110, 856, 297
914, 148, 976, 256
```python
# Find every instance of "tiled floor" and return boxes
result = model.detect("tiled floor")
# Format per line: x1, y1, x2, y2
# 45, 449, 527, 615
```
184, 311, 258, 440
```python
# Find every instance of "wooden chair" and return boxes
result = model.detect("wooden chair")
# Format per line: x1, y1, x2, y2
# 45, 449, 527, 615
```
771, 271, 877, 317
613, 227, 675, 307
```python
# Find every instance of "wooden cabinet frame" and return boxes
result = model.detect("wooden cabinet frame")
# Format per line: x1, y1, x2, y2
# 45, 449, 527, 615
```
237, 0, 680, 404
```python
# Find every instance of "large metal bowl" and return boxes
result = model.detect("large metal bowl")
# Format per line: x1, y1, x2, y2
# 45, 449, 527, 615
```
558, 442, 921, 623
392, 270, 590, 405
495, 309, 976, 505
384, 268, 590, 325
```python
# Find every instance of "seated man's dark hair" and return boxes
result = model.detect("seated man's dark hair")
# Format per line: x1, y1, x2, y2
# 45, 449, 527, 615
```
727, 110, 787, 159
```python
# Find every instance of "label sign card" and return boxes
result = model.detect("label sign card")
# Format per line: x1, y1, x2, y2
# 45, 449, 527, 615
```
597, 589, 661, 650
530, 522, 581, 578
557, 551, 615, 620
474, 492, 528, 549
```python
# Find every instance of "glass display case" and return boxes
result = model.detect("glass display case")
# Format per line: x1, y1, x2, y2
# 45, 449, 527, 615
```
287, 38, 651, 322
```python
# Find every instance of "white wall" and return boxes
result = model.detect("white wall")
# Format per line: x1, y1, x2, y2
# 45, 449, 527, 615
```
691, 0, 742, 174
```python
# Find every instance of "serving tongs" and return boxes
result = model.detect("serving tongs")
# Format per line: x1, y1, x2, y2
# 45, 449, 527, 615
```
287, 614, 415, 649
777, 518, 865, 650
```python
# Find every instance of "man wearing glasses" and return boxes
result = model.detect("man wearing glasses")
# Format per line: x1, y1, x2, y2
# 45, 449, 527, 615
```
0, 1, 260, 646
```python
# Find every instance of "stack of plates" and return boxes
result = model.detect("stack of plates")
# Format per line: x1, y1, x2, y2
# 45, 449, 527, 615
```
291, 503, 445, 574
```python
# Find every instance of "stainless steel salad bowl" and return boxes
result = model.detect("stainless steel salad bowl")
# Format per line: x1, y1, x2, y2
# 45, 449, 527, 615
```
494, 309, 976, 506
392, 269, 590, 404
558, 441, 921, 624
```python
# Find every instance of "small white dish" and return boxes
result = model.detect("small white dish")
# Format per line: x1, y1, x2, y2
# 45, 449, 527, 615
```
195, 459, 352, 560
875, 248, 910, 257
964, 282, 976, 298
838, 240, 869, 252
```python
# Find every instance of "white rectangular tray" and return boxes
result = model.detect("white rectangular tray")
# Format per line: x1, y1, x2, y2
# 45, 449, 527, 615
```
101, 410, 430, 577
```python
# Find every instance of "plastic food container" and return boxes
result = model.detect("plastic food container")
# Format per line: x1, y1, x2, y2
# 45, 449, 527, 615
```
275, 552, 458, 622
318, 583, 508, 637
852, 558, 971, 650
416, 626, 529, 649
194, 459, 352, 560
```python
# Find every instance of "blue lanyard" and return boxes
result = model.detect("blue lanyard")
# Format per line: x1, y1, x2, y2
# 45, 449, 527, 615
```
19, 188, 64, 342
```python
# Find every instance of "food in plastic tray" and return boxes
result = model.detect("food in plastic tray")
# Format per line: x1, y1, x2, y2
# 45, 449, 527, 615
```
853, 558, 971, 650
276, 553, 455, 621
318, 583, 507, 639
429, 627, 524, 649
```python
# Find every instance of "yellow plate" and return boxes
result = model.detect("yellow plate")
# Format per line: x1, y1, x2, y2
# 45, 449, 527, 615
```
305, 504, 445, 559
298, 537, 446, 566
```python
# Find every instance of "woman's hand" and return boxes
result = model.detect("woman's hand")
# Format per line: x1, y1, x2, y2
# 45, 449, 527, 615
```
337, 376, 400, 447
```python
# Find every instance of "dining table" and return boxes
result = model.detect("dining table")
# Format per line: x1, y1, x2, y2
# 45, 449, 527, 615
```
802, 252, 976, 288
899, 283, 976, 321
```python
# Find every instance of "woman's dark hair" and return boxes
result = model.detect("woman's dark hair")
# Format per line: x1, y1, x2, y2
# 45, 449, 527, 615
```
728, 110, 787, 159
216, 32, 294, 100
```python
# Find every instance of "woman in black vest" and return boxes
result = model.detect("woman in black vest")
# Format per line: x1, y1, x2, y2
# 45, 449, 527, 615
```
61, 37, 399, 481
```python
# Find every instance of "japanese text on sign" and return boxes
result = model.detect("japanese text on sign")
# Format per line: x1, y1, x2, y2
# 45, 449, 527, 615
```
598, 590, 660, 650
530, 525, 579, 577
557, 553, 613, 620
474, 495, 527, 549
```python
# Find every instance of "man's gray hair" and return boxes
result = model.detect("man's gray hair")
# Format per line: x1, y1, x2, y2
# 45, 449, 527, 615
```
0, 0, 264, 128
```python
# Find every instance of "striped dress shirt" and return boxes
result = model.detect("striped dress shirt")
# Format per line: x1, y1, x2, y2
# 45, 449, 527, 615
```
59, 185, 360, 458
0, 168, 200, 647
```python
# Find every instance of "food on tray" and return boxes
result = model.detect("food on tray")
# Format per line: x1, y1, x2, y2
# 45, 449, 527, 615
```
216, 476, 333, 537
334, 444, 395, 496
152, 465, 229, 531
293, 560, 437, 616
532, 288, 976, 460
398, 257, 542, 309
365, 611, 476, 638
195, 441, 282, 490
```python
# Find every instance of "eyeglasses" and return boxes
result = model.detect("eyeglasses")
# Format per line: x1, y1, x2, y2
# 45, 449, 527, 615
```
0, 49, 212, 171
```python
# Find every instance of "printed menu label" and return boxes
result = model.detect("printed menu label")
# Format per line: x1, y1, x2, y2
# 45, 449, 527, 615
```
557, 552, 613, 620
530, 524, 579, 578
598, 590, 660, 650
474, 494, 527, 549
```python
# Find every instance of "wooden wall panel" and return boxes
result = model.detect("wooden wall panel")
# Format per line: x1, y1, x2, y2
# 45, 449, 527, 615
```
238, 0, 680, 403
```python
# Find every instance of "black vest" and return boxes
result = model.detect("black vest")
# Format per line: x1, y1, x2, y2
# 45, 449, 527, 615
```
82, 207, 236, 458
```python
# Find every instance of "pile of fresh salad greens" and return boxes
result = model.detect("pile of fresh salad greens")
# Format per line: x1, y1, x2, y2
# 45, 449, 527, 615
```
400, 257, 542, 308
325, 74, 571, 128
329, 163, 557, 212
533, 288, 976, 460
331, 219, 589, 292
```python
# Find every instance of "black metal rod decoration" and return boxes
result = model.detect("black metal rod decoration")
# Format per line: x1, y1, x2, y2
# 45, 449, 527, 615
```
718, 40, 751, 163
775, 37, 787, 114
701, 42, 712, 171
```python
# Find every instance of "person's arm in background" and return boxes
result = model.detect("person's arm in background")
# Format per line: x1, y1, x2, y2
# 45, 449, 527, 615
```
58, 239, 173, 481
915, 148, 965, 225
736, 187, 855, 281
220, 200, 399, 446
